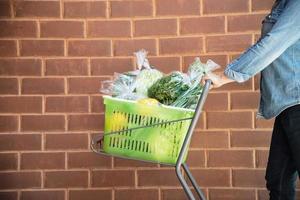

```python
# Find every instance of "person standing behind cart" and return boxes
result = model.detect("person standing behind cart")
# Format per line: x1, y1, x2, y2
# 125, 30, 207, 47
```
202, 0, 300, 199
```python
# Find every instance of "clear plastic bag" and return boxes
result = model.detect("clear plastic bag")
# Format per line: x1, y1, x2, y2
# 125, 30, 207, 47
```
100, 49, 163, 100
171, 58, 220, 109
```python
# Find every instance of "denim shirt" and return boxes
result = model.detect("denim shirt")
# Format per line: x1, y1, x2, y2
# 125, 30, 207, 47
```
224, 0, 300, 120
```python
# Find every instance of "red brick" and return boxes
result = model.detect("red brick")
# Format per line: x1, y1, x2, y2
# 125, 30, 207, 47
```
91, 96, 104, 113
0, 21, 37, 38
232, 169, 265, 187
0, 1, 11, 18
183, 55, 228, 70
209, 189, 256, 200
231, 92, 260, 109
0, 97, 42, 113
115, 189, 159, 200
159, 37, 203, 55
181, 17, 225, 34
14, 1, 60, 18
45, 171, 88, 188
41, 21, 84, 38
22, 78, 64, 94
207, 150, 254, 167
190, 169, 230, 187
64, 1, 106, 18
203, 0, 249, 14
0, 192, 17, 200
21, 115, 65, 132
252, 0, 274, 11
111, 0, 153, 18
207, 111, 252, 129
114, 39, 156, 56
255, 115, 275, 129
134, 19, 177, 37
0, 40, 17, 56
46, 96, 88, 113
68, 152, 111, 168
0, 59, 41, 76
69, 190, 112, 200
191, 131, 229, 148
68, 114, 104, 131
0, 172, 41, 189
138, 169, 180, 186
186, 150, 205, 167
45, 59, 88, 76
20, 40, 64, 56
91, 58, 134, 76
21, 152, 65, 170
258, 190, 269, 200
92, 170, 135, 187
68, 40, 111, 57
0, 116, 18, 132
206, 35, 252, 53
88, 20, 131, 38
68, 77, 108, 94
114, 157, 158, 168
21, 191, 65, 200
196, 113, 205, 129
0, 78, 18, 94
203, 93, 228, 111
0, 153, 17, 170
0, 134, 41, 151
231, 130, 271, 148
45, 133, 88, 150
148, 56, 180, 73
256, 150, 269, 168
228, 14, 265, 32
156, 0, 200, 16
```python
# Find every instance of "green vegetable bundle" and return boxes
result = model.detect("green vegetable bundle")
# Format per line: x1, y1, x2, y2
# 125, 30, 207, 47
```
148, 72, 190, 105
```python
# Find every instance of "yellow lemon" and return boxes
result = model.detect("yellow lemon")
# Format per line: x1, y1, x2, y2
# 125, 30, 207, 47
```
137, 98, 160, 106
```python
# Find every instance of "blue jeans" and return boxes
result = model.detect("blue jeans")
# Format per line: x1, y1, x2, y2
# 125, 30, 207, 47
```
266, 104, 300, 200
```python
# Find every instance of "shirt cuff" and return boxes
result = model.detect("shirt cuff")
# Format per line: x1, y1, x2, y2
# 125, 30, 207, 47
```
224, 63, 251, 83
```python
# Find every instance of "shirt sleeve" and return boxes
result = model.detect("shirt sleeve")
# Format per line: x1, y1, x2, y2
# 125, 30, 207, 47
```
224, 0, 300, 83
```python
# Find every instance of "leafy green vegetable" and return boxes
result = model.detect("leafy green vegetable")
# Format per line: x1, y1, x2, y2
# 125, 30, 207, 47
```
148, 72, 190, 105
135, 69, 163, 97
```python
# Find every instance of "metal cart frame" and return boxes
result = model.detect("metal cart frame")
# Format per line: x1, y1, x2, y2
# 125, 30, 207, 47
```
91, 80, 211, 200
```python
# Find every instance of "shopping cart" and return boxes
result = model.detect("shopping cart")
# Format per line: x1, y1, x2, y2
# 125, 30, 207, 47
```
91, 80, 211, 200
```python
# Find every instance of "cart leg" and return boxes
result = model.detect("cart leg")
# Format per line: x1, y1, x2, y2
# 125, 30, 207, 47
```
175, 165, 196, 200
182, 163, 206, 200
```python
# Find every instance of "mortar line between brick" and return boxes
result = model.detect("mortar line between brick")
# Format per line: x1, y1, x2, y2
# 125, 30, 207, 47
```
112, 189, 115, 200
107, 0, 110, 19
17, 191, 20, 200
65, 189, 68, 200
249, 0, 252, 13
9, 0, 14, 18
158, 187, 161, 200
60, 0, 63, 19
152, 0, 156, 16
200, 0, 203, 16
37, 20, 41, 38
176, 17, 180, 36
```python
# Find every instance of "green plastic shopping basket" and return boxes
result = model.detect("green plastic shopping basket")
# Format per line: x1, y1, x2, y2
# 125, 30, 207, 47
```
91, 80, 211, 200
102, 95, 195, 165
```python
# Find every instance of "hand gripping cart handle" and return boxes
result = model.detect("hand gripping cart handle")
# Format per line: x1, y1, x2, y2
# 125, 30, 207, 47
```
91, 80, 212, 200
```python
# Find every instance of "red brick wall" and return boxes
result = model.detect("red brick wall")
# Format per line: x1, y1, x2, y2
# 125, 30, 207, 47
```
0, 0, 277, 200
